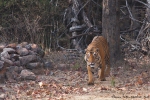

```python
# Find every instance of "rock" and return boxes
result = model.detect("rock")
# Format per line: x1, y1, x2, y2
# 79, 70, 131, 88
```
0, 61, 4, 69
26, 62, 42, 70
25, 44, 32, 50
17, 48, 29, 56
0, 60, 12, 70
6, 43, 17, 49
1, 57, 14, 65
8, 66, 23, 73
6, 66, 23, 82
3, 48, 16, 54
0, 42, 45, 82
19, 55, 37, 66
1, 51, 10, 59
30, 44, 38, 52
16, 44, 23, 50
20, 42, 28, 47
30, 44, 45, 57
14, 61, 20, 66
28, 50, 37, 55
10, 54, 19, 61
1, 58, 14, 66
20, 69, 36, 80
5, 72, 16, 82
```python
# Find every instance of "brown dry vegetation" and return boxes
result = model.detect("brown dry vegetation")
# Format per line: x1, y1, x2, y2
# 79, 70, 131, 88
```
0, 51, 149, 100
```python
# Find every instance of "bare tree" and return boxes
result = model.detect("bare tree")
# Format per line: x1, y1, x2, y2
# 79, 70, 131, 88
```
102, 0, 121, 66
136, 0, 150, 56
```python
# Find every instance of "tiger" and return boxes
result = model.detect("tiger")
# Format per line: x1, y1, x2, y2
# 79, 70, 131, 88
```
84, 36, 110, 85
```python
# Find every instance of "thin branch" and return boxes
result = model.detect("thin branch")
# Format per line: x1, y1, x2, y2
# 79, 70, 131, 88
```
135, 0, 150, 9
125, 0, 144, 23
120, 27, 139, 34
91, 0, 102, 7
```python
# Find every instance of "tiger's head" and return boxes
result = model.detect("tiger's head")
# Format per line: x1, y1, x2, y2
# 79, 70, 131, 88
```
84, 47, 101, 68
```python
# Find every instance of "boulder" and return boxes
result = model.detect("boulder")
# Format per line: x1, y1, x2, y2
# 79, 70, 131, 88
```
30, 44, 38, 52
28, 50, 37, 55
16, 44, 23, 50
0, 42, 45, 82
6, 43, 17, 49
10, 54, 19, 61
20, 69, 36, 80
20, 42, 28, 47
17, 48, 29, 56
6, 66, 23, 82
3, 48, 16, 54
0, 61, 4, 69
1, 51, 10, 59
1, 58, 14, 66
26, 62, 42, 70
25, 44, 32, 50
19, 55, 37, 65
14, 61, 21, 66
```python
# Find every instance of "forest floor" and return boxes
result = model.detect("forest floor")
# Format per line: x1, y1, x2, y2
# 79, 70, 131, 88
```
0, 51, 150, 100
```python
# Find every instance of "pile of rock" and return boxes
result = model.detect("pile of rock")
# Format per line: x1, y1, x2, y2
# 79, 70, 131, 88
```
0, 42, 45, 83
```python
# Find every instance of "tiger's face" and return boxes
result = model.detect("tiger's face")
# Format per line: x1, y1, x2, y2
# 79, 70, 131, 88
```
84, 48, 101, 68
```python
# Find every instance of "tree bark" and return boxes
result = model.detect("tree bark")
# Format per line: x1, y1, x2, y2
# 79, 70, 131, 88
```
102, 0, 120, 66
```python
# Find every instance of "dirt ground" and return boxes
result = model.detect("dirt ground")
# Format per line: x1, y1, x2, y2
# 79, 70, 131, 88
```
0, 51, 150, 100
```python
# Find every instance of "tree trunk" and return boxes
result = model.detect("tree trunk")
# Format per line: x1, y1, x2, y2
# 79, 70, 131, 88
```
71, 0, 81, 50
102, 0, 120, 66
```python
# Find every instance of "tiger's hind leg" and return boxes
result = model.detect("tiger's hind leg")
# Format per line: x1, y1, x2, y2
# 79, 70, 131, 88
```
105, 64, 110, 77
87, 65, 94, 85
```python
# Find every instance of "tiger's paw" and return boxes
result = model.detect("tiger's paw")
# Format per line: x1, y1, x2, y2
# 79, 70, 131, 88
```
87, 82, 94, 85
100, 78, 106, 81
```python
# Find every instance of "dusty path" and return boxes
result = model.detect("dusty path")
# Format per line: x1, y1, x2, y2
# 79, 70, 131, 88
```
0, 66, 149, 100
0, 52, 150, 100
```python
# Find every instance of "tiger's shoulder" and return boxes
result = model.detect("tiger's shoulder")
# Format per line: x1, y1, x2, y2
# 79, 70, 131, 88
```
92, 36, 106, 42
88, 36, 107, 48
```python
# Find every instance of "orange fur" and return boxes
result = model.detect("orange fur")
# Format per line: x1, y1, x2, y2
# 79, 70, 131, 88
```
85, 36, 110, 85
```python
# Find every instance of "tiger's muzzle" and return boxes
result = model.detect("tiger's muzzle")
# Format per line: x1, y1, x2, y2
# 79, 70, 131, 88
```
89, 63, 95, 68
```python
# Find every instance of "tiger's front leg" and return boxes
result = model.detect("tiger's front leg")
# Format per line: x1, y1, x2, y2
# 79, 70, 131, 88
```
98, 62, 106, 81
87, 65, 94, 85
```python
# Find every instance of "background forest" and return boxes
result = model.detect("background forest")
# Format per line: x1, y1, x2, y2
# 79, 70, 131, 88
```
0, 0, 148, 52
